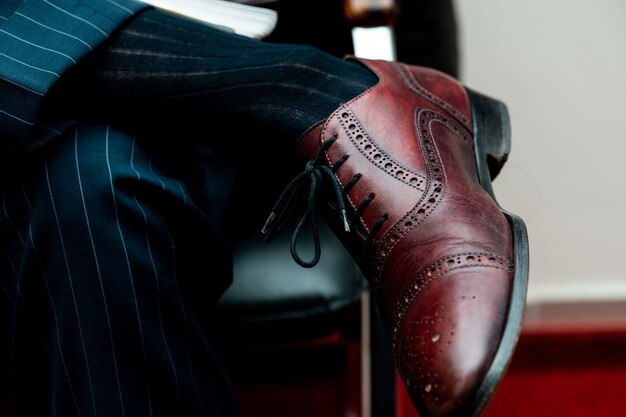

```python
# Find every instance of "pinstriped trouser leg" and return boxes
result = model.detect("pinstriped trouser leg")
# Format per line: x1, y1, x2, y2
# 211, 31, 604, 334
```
1, 124, 239, 417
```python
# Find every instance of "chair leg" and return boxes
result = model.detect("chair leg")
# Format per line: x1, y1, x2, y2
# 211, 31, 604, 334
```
360, 289, 397, 417
369, 292, 396, 417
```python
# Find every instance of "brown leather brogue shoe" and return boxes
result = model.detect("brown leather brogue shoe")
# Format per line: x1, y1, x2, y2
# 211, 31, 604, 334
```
263, 58, 529, 417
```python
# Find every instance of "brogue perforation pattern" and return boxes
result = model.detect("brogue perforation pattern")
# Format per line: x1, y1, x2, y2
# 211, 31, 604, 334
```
392, 61, 472, 131
389, 252, 512, 403
400, 329, 444, 404
371, 110, 473, 291
389, 252, 513, 347
399, 305, 453, 405
387, 253, 513, 400
334, 108, 428, 192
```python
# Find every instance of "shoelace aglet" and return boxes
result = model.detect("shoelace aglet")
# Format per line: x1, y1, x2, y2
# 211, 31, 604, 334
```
261, 211, 277, 235
341, 209, 350, 232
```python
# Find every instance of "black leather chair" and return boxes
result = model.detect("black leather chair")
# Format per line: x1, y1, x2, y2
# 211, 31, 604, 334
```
214, 2, 459, 415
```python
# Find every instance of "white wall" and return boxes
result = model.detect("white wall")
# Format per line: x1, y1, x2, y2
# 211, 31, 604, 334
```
453, 0, 626, 305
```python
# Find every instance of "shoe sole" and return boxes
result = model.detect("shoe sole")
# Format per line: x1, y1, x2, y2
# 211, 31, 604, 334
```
464, 89, 530, 417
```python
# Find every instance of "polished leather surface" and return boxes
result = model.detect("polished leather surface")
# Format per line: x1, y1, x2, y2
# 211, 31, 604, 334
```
296, 58, 514, 417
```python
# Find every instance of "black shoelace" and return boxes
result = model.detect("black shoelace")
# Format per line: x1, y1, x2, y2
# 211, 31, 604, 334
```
262, 136, 388, 268
261, 137, 349, 267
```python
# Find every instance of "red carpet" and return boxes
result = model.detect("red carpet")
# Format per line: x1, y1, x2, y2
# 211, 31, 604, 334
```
233, 320, 626, 417
4, 320, 626, 416
396, 321, 626, 417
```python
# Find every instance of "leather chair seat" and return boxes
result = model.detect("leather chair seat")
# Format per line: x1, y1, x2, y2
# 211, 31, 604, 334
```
217, 223, 366, 345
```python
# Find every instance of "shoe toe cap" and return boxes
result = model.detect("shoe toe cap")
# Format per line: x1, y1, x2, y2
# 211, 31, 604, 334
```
393, 266, 512, 417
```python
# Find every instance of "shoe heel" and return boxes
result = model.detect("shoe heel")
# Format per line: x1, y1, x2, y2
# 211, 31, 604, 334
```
467, 88, 511, 198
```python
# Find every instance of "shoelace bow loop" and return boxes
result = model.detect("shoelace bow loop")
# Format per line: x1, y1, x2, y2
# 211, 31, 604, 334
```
261, 136, 349, 268
261, 136, 389, 268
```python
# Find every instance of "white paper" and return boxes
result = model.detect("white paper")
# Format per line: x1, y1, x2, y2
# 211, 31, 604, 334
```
139, 0, 278, 39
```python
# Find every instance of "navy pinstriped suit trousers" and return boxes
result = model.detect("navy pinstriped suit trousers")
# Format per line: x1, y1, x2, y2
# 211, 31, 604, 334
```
0, 1, 378, 414
1, 124, 241, 416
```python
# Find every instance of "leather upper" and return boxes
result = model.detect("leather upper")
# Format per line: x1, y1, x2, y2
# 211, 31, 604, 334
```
296, 58, 514, 417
